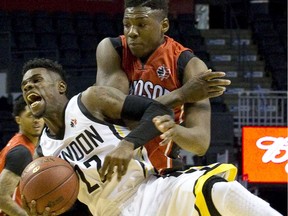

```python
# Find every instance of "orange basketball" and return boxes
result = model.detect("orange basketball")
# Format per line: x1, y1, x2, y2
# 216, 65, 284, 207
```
19, 156, 79, 215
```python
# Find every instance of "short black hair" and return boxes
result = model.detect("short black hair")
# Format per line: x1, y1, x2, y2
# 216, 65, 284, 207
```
12, 95, 27, 117
124, 0, 169, 16
22, 58, 66, 82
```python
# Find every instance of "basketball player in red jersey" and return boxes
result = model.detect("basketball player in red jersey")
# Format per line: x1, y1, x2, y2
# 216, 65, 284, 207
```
0, 96, 44, 216
95, 0, 231, 174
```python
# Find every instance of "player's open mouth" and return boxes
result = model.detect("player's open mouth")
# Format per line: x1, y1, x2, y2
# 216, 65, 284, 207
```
27, 93, 42, 108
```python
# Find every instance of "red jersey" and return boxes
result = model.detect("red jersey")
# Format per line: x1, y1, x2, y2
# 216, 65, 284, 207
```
120, 35, 192, 173
0, 133, 35, 214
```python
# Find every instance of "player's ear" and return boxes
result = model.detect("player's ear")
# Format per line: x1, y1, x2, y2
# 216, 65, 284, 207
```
58, 81, 67, 94
161, 18, 169, 34
15, 116, 21, 125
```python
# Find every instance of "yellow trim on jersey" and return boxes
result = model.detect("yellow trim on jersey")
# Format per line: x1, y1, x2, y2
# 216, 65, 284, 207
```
114, 124, 129, 138
186, 163, 238, 216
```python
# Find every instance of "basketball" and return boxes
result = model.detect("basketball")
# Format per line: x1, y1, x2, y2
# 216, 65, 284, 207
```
19, 156, 79, 215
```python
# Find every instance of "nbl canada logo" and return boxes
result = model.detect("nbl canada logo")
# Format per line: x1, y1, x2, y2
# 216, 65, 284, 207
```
70, 118, 77, 127
156, 65, 171, 81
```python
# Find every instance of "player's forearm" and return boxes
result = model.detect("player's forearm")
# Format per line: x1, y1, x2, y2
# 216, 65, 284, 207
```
155, 88, 184, 109
0, 197, 28, 216
172, 125, 210, 156
0, 171, 29, 216
124, 99, 174, 149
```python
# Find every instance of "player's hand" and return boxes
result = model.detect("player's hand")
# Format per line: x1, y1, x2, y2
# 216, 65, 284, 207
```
21, 196, 56, 216
180, 69, 231, 103
153, 115, 176, 146
99, 140, 134, 181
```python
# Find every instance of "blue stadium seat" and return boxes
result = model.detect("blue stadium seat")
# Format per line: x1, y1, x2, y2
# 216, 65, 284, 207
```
53, 11, 75, 34
0, 11, 12, 32
59, 49, 81, 69
16, 32, 37, 50
58, 33, 79, 50
94, 12, 117, 40
166, 19, 181, 42
33, 11, 54, 33
36, 33, 58, 50
74, 12, 96, 35
11, 11, 33, 33
78, 35, 98, 51
80, 49, 96, 68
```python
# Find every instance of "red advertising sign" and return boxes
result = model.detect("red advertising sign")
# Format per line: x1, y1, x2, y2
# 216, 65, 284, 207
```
242, 126, 288, 183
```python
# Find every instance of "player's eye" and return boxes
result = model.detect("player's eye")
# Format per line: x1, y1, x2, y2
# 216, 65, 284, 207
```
33, 77, 42, 83
138, 23, 146, 28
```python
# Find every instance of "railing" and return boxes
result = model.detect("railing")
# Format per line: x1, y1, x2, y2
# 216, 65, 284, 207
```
237, 90, 287, 143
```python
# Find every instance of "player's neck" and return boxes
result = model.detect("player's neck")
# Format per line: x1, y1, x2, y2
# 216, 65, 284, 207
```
21, 132, 39, 146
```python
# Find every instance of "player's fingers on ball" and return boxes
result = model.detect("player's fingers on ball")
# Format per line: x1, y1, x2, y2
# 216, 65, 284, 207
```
42, 207, 51, 216
29, 200, 37, 215
21, 195, 28, 208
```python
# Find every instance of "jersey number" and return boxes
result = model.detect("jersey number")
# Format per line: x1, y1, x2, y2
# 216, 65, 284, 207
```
74, 155, 102, 193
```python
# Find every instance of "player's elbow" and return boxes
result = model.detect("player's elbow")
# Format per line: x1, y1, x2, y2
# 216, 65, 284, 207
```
194, 136, 210, 156
197, 144, 209, 156
180, 135, 210, 156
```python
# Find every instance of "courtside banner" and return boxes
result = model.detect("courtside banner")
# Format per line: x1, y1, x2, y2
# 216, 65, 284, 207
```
242, 126, 288, 183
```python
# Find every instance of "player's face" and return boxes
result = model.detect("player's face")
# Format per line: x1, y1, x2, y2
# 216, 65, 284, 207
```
123, 7, 169, 58
21, 68, 64, 118
17, 106, 44, 137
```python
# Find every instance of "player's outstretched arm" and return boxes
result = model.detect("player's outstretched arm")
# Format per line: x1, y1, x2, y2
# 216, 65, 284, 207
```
82, 86, 174, 181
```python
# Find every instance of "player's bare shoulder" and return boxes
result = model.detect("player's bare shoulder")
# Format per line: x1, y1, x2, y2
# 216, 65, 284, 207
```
184, 56, 208, 81
81, 86, 126, 120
